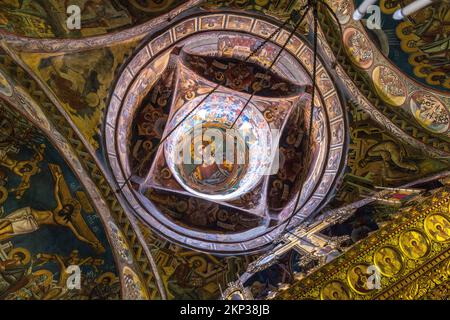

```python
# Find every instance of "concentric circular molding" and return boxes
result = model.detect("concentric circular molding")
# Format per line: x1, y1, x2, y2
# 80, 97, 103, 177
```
104, 13, 347, 254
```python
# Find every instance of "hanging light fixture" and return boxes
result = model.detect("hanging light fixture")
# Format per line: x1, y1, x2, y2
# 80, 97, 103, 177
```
352, 0, 438, 21
393, 0, 436, 20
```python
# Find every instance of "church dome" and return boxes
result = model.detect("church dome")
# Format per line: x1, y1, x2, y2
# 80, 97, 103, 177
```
164, 92, 273, 201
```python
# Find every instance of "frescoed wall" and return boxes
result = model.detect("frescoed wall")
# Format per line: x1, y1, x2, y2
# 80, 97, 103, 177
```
331, 102, 449, 206
0, 0, 186, 38
0, 0, 448, 302
19, 41, 139, 151
357, 0, 450, 90
204, 0, 305, 21
0, 99, 120, 300
138, 221, 254, 300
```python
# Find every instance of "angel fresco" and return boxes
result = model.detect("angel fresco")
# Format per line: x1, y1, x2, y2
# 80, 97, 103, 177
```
37, 48, 114, 118
0, 165, 105, 254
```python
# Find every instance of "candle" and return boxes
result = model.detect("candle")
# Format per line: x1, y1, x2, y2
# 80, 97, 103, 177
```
393, 0, 436, 20
353, 0, 379, 20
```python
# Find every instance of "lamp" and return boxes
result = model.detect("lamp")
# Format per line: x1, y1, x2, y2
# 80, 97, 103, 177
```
353, 0, 378, 20
393, 0, 436, 20
352, 0, 438, 21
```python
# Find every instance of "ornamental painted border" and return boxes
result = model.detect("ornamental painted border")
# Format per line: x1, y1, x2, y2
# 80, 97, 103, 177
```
318, 0, 450, 156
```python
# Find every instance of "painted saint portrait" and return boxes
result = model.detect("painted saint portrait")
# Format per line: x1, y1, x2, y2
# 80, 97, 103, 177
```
399, 230, 430, 260
424, 214, 450, 242
347, 264, 373, 295
320, 281, 351, 300
373, 246, 403, 277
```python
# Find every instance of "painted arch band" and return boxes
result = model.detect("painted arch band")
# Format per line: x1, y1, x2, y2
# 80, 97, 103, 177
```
104, 13, 346, 254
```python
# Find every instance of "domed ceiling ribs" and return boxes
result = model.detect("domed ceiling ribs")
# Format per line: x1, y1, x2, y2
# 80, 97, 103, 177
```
106, 11, 347, 254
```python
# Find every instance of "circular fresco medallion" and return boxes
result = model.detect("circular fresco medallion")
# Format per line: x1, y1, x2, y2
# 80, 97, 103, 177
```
372, 65, 407, 106
329, 0, 353, 24
424, 214, 450, 242
32, 270, 54, 288
343, 27, 374, 69
320, 280, 351, 300
8, 247, 31, 264
399, 229, 430, 260
0, 116, 14, 146
347, 264, 375, 294
409, 91, 449, 134
373, 246, 403, 277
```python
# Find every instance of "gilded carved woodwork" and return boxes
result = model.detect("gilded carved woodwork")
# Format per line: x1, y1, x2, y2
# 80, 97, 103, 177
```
275, 186, 450, 300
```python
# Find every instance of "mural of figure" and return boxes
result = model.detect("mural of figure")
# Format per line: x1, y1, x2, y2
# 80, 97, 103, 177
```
0, 248, 30, 298
359, 141, 418, 172
374, 246, 403, 277
0, 144, 45, 199
393, 1, 450, 88
0, 170, 105, 254
88, 273, 120, 300
38, 48, 114, 117
166, 259, 202, 300
321, 281, 351, 300
31, 249, 105, 299
347, 265, 372, 294
0, 101, 120, 300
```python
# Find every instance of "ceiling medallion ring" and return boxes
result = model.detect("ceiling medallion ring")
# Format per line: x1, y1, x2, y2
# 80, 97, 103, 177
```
104, 12, 347, 254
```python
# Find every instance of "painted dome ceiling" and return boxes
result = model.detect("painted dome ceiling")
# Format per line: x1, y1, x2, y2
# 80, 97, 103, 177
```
0, 0, 449, 302
0, 0, 191, 38
105, 17, 347, 254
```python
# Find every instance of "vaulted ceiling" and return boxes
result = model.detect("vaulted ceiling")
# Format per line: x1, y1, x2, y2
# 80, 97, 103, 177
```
0, 0, 448, 300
